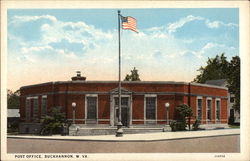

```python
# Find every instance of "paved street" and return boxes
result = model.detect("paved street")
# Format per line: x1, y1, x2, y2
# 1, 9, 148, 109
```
8, 134, 240, 153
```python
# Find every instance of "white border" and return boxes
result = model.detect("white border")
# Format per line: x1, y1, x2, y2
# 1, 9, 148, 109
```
1, 1, 249, 161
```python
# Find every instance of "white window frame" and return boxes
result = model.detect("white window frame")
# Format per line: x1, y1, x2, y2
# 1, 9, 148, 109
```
85, 94, 98, 123
41, 95, 47, 116
196, 96, 203, 121
25, 97, 31, 121
215, 98, 221, 122
144, 94, 157, 124
206, 97, 212, 122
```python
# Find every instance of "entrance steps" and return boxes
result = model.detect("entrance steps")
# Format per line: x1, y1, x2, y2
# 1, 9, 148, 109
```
69, 124, 168, 136
199, 124, 229, 130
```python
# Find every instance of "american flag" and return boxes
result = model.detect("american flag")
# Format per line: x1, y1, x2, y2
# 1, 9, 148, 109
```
121, 16, 138, 33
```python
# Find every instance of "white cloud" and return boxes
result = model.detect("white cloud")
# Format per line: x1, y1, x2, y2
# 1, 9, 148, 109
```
11, 15, 57, 24
167, 15, 204, 33
193, 42, 237, 60
205, 20, 238, 29
21, 45, 53, 54
167, 15, 238, 33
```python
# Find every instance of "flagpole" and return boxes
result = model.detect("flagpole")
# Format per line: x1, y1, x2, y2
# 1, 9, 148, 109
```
116, 10, 123, 137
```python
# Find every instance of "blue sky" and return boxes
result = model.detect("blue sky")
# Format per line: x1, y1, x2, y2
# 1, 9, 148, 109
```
7, 8, 239, 91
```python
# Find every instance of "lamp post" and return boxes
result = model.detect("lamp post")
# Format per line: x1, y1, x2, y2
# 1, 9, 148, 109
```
165, 102, 170, 125
72, 102, 76, 125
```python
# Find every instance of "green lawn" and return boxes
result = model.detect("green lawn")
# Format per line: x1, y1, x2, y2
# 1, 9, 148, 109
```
229, 124, 240, 128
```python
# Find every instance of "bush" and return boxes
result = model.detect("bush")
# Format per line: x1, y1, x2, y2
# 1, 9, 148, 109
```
7, 119, 19, 133
192, 119, 201, 131
228, 115, 235, 125
170, 120, 186, 131
40, 107, 66, 135
170, 121, 177, 131
176, 121, 186, 131
176, 104, 193, 130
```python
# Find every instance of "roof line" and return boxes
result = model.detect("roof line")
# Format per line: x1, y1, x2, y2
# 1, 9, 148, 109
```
20, 81, 227, 90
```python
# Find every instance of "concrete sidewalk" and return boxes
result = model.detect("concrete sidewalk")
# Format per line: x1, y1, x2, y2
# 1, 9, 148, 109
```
8, 128, 240, 142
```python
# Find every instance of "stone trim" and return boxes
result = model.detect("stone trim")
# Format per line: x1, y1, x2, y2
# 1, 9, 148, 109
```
132, 119, 144, 121
190, 82, 228, 90
98, 119, 110, 121
110, 94, 132, 127
21, 91, 228, 99
206, 97, 212, 123
196, 96, 203, 120
20, 81, 227, 90
215, 98, 221, 122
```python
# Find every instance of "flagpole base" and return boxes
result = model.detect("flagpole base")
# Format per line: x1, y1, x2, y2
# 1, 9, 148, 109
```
116, 121, 123, 137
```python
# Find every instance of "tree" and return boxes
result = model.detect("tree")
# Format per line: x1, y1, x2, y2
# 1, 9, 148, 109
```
7, 89, 20, 109
124, 67, 141, 81
227, 56, 240, 112
193, 54, 229, 83
176, 104, 193, 130
193, 54, 240, 113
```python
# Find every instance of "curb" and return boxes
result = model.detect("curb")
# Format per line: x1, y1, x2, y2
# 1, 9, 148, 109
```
7, 133, 240, 142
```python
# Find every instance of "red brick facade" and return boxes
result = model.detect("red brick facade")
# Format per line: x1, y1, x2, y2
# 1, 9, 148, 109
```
20, 81, 228, 126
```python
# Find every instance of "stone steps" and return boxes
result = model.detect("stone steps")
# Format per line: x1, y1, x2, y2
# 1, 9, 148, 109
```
69, 125, 165, 136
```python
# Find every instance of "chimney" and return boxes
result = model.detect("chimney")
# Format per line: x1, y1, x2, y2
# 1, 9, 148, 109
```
71, 71, 86, 81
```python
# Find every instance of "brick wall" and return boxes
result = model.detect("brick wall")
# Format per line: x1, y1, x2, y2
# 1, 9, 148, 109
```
20, 81, 228, 125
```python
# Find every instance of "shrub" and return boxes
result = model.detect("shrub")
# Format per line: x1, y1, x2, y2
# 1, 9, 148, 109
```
176, 104, 193, 130
170, 120, 186, 131
192, 119, 201, 131
170, 121, 177, 131
228, 115, 235, 125
176, 121, 186, 131
40, 107, 66, 135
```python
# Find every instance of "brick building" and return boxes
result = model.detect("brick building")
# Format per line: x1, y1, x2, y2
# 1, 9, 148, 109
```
19, 73, 228, 133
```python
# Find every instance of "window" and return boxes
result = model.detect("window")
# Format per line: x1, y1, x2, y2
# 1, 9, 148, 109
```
197, 98, 202, 120
25, 98, 31, 121
26, 96, 38, 121
145, 97, 156, 120
216, 99, 221, 121
207, 99, 212, 120
41, 96, 47, 116
87, 97, 97, 119
230, 97, 235, 103
114, 97, 129, 106
33, 98, 39, 118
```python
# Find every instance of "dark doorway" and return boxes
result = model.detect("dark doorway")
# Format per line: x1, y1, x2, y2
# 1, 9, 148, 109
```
121, 107, 128, 126
114, 97, 129, 127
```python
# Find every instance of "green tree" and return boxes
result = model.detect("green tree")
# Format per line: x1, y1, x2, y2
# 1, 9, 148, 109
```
40, 107, 66, 135
124, 67, 141, 81
176, 104, 193, 130
193, 54, 229, 83
7, 89, 20, 109
227, 56, 240, 112
193, 54, 240, 113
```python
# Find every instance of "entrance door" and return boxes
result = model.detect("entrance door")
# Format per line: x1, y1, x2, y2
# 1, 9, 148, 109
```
114, 97, 129, 127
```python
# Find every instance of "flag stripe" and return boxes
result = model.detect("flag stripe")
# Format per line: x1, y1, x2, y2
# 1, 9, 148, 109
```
121, 16, 138, 33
